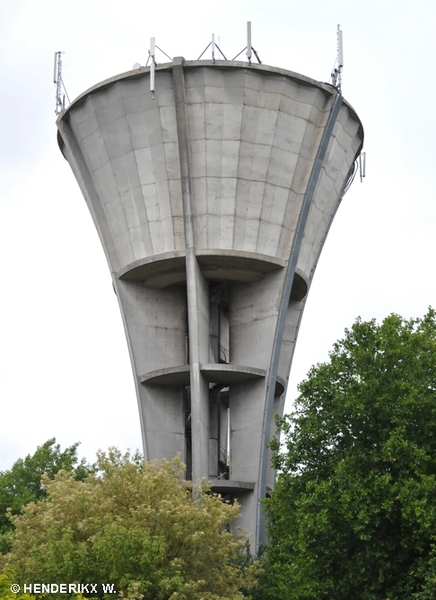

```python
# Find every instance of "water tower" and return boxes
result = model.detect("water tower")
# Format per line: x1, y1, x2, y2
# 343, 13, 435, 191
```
57, 47, 363, 549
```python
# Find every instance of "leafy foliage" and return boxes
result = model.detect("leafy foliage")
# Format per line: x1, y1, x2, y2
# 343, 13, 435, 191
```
4, 449, 257, 600
0, 569, 35, 600
263, 309, 436, 599
0, 439, 94, 554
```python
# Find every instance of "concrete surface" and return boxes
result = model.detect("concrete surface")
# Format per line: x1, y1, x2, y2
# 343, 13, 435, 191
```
57, 57, 363, 550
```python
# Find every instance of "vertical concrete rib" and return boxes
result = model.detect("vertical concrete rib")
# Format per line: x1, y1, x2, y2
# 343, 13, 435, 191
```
256, 92, 344, 548
172, 58, 209, 483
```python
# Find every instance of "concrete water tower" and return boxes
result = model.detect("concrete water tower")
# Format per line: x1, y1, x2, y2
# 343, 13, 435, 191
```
57, 50, 363, 549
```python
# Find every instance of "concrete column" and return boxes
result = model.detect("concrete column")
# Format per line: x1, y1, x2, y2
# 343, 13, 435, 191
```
209, 284, 221, 363
173, 57, 209, 484
209, 386, 220, 478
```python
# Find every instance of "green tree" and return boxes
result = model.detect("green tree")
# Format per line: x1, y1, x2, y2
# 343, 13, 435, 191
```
263, 309, 436, 600
0, 439, 94, 554
0, 569, 35, 600
4, 449, 257, 600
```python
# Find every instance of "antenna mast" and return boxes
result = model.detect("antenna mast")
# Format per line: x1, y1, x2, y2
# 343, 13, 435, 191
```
331, 25, 344, 94
149, 37, 156, 100
53, 51, 65, 115
359, 151, 366, 182
247, 21, 252, 65
212, 34, 216, 63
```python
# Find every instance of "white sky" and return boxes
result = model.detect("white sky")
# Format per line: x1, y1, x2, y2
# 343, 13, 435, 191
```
1, 0, 435, 471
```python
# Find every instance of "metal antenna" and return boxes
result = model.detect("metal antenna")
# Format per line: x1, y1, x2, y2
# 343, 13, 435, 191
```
231, 21, 261, 63
198, 37, 227, 61
53, 51, 65, 115
145, 43, 173, 66
149, 37, 156, 99
331, 25, 344, 93
247, 21, 252, 65
359, 151, 366, 182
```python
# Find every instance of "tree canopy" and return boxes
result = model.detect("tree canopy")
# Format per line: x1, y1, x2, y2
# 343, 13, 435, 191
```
0, 569, 35, 600
3, 449, 257, 600
263, 309, 436, 600
0, 438, 94, 554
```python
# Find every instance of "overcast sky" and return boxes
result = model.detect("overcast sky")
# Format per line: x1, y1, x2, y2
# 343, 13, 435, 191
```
1, 0, 435, 471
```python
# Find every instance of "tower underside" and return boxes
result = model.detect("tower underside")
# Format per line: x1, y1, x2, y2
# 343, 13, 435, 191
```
57, 58, 363, 549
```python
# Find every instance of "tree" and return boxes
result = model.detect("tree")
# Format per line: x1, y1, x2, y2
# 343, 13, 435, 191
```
4, 449, 258, 600
0, 569, 35, 600
263, 309, 436, 600
0, 438, 95, 554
